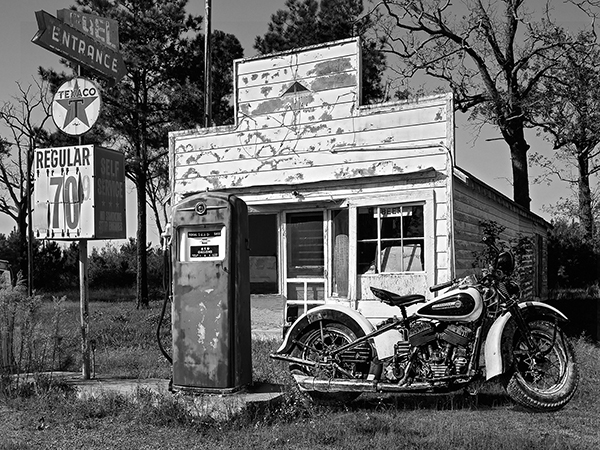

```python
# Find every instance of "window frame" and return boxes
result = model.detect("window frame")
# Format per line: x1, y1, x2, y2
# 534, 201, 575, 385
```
357, 203, 426, 274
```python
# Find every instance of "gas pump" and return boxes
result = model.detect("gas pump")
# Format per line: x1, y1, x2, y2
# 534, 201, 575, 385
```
170, 192, 252, 393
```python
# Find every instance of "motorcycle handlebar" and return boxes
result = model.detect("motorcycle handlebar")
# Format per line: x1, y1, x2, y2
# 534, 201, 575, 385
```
429, 279, 455, 293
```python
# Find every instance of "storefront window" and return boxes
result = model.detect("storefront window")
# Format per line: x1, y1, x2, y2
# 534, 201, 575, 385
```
357, 204, 425, 274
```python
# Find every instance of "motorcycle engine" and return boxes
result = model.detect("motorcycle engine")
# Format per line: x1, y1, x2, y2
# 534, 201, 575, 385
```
384, 321, 473, 383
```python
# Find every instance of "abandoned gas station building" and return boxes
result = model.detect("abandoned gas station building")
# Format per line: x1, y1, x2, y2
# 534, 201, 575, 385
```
169, 38, 549, 325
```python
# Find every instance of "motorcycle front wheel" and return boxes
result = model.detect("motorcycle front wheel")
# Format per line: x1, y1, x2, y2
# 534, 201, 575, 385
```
290, 321, 371, 404
504, 320, 578, 412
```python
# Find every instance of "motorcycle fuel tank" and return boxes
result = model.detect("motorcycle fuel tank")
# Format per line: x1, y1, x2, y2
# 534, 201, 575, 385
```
416, 287, 483, 322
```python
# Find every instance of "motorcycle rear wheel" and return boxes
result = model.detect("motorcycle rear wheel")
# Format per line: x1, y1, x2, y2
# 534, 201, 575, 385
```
504, 320, 578, 412
290, 322, 371, 404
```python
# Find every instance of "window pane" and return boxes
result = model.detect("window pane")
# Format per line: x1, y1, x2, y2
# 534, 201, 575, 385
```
404, 206, 424, 238
381, 240, 424, 272
357, 207, 377, 240
332, 209, 349, 296
286, 282, 324, 301
358, 241, 378, 274
286, 212, 324, 277
357, 204, 425, 274
380, 215, 403, 239
249, 214, 278, 294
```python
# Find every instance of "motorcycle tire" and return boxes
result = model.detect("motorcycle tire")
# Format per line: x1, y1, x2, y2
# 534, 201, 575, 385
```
290, 321, 370, 405
504, 320, 578, 412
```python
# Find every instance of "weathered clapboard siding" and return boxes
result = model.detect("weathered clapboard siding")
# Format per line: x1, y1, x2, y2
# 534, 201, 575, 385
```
171, 38, 573, 309
452, 168, 548, 299
170, 38, 452, 201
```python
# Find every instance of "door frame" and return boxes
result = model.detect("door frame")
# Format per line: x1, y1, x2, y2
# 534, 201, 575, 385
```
281, 209, 327, 315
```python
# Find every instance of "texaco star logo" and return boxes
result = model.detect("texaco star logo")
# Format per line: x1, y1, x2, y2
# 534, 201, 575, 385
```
52, 77, 102, 136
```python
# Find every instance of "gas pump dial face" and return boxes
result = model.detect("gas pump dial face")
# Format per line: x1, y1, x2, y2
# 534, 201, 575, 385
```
178, 225, 226, 262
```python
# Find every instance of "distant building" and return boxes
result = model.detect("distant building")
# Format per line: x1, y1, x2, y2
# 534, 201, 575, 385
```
169, 38, 548, 325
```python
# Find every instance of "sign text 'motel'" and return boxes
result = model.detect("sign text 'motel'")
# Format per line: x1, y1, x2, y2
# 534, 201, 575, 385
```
32, 10, 126, 82
57, 9, 119, 51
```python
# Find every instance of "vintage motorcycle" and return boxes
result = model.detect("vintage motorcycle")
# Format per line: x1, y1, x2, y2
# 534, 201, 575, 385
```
271, 238, 578, 411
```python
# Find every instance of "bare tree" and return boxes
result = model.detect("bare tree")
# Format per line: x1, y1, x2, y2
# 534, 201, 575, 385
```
528, 30, 600, 241
0, 79, 52, 280
372, 0, 578, 210
146, 150, 169, 238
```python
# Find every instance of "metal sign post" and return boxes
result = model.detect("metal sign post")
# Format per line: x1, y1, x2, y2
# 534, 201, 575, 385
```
79, 237, 90, 379
31, 10, 126, 380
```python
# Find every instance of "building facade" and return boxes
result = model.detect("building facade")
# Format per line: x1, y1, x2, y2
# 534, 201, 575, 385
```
169, 38, 548, 326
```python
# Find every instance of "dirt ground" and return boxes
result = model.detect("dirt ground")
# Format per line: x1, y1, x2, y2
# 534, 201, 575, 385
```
250, 294, 285, 337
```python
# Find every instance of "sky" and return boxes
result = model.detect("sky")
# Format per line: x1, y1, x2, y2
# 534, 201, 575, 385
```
0, 0, 283, 242
0, 0, 591, 242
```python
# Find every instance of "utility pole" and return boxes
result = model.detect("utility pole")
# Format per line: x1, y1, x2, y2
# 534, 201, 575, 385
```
27, 138, 34, 297
204, 0, 212, 127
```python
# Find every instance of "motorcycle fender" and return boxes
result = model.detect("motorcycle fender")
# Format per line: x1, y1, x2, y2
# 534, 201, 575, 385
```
484, 301, 569, 380
274, 304, 376, 355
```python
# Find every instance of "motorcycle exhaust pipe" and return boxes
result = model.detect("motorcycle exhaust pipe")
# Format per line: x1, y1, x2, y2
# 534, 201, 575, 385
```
293, 373, 378, 393
292, 373, 443, 393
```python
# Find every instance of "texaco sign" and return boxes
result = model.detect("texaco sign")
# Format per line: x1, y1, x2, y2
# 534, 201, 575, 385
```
52, 77, 101, 136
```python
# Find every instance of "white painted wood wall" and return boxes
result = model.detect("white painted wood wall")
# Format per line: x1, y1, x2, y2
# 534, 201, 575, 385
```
169, 38, 456, 313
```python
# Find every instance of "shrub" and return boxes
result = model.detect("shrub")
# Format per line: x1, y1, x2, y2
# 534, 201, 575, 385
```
548, 220, 600, 289
0, 281, 68, 375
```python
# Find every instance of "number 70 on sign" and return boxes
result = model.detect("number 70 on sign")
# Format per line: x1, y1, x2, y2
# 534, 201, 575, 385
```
34, 168, 94, 238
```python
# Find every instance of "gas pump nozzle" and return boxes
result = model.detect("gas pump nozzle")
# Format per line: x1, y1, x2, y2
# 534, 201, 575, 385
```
161, 223, 172, 251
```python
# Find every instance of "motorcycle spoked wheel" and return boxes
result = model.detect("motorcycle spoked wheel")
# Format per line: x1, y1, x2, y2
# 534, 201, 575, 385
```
290, 322, 370, 404
504, 320, 578, 412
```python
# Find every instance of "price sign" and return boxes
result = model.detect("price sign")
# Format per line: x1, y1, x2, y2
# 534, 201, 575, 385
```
33, 145, 126, 239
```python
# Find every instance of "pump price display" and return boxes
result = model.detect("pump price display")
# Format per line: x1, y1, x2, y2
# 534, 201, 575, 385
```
180, 226, 226, 262
190, 245, 219, 258
189, 230, 220, 257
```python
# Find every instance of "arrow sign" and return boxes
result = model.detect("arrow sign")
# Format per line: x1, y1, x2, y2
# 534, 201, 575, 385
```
31, 10, 126, 83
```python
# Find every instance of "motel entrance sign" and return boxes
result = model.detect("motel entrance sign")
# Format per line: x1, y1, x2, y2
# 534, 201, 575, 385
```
32, 10, 126, 83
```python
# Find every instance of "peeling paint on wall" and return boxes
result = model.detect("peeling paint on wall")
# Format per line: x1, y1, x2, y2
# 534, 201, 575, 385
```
197, 323, 205, 344
311, 73, 356, 92
170, 38, 453, 200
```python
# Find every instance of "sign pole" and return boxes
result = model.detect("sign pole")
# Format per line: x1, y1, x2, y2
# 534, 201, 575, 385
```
31, 10, 125, 380
77, 63, 91, 379
204, 0, 212, 127
79, 237, 91, 379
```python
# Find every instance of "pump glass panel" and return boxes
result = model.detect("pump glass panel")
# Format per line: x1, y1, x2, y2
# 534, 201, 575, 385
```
178, 225, 226, 262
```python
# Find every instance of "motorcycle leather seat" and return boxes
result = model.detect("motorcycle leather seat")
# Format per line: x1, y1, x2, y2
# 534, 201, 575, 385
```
370, 287, 426, 307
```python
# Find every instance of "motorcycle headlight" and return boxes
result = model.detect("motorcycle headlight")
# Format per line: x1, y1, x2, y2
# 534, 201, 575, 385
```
496, 251, 515, 276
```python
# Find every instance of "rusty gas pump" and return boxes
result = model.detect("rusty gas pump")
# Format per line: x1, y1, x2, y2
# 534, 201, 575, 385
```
168, 192, 252, 393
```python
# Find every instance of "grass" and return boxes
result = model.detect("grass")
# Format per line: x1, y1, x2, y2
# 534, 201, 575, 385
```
1, 292, 599, 449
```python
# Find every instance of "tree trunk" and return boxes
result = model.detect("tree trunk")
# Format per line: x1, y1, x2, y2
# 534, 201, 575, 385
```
510, 143, 531, 210
502, 120, 531, 211
136, 169, 149, 309
577, 154, 594, 242
0, 312, 15, 373
16, 206, 28, 282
